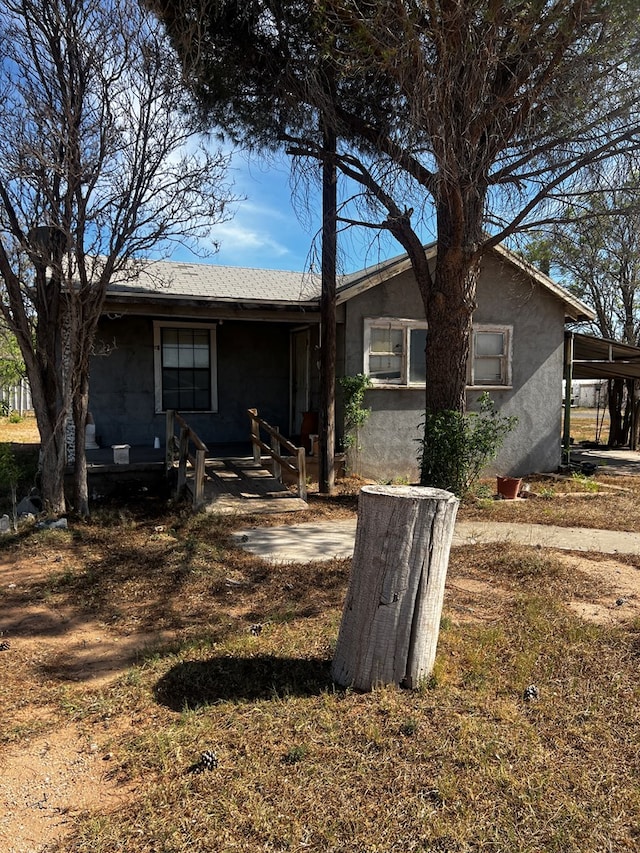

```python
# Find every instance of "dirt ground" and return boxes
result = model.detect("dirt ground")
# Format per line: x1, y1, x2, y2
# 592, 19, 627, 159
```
1, 536, 639, 852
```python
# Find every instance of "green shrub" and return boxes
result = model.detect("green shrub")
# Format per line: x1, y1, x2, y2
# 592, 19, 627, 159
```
418, 393, 517, 497
340, 373, 372, 450
339, 374, 372, 475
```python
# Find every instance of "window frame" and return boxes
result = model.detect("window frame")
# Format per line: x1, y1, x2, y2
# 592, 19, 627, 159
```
153, 321, 218, 414
363, 317, 427, 388
468, 324, 513, 389
363, 319, 513, 390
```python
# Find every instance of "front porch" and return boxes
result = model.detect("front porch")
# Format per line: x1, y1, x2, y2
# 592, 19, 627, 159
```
85, 442, 252, 470
82, 442, 343, 515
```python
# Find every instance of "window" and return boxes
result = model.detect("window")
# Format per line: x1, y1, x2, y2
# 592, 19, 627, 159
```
153, 322, 218, 413
364, 318, 427, 386
469, 325, 512, 387
363, 319, 512, 390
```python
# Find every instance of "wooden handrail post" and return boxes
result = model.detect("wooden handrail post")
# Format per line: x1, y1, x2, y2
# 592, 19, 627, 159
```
297, 446, 307, 501
165, 409, 176, 473
177, 426, 189, 495
248, 408, 261, 464
246, 406, 309, 503
193, 448, 206, 507
271, 427, 282, 481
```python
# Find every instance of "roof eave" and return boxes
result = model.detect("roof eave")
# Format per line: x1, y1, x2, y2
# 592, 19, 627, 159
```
491, 243, 596, 322
336, 240, 597, 321
103, 291, 320, 312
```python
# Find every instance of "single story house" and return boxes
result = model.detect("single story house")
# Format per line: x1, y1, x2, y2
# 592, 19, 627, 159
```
88, 243, 594, 481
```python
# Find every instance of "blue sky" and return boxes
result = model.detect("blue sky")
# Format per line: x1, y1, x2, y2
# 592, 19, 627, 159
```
172, 148, 414, 274
173, 150, 322, 272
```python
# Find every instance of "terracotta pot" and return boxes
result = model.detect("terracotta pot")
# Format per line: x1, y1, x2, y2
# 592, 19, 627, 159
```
496, 476, 522, 500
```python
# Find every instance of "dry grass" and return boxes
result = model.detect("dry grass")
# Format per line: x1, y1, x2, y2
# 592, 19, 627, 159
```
461, 472, 640, 531
0, 413, 39, 444
565, 406, 610, 445
1, 488, 639, 853
1, 409, 639, 851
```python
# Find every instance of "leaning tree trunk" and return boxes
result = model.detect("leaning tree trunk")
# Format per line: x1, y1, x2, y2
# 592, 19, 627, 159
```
331, 485, 459, 691
423, 185, 483, 416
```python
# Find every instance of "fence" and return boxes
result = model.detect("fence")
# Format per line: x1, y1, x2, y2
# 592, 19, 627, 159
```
1, 380, 32, 415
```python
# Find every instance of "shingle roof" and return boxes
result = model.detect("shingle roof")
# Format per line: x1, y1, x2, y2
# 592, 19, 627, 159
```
105, 244, 594, 322
108, 259, 321, 305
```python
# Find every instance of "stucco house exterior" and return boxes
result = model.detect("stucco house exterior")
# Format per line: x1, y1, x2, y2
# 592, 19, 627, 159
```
88, 243, 593, 481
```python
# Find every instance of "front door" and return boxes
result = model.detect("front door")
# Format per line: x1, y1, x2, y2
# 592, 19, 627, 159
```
290, 327, 310, 437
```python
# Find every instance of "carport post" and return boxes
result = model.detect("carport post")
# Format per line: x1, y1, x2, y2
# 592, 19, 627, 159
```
563, 332, 574, 465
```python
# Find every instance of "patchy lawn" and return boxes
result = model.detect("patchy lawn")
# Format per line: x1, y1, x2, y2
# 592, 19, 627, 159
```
461, 471, 640, 531
0, 413, 39, 444
1, 482, 639, 853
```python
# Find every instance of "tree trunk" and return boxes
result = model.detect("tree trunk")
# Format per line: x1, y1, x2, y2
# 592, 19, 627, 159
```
607, 378, 631, 447
422, 187, 483, 416
27, 365, 67, 514
73, 370, 90, 517
425, 251, 478, 415
331, 485, 459, 692
36, 419, 68, 515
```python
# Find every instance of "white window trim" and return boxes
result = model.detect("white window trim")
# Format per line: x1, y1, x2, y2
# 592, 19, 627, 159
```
468, 324, 513, 389
153, 321, 218, 414
364, 317, 427, 388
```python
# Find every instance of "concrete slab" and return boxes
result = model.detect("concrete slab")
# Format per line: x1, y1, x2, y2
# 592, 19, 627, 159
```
569, 447, 640, 476
231, 519, 640, 563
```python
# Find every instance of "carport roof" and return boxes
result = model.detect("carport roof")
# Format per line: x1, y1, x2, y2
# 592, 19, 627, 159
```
570, 332, 640, 381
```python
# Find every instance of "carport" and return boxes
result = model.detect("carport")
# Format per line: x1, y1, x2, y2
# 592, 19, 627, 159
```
563, 331, 640, 459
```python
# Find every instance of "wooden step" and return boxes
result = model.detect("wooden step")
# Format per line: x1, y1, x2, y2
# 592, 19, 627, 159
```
185, 456, 308, 515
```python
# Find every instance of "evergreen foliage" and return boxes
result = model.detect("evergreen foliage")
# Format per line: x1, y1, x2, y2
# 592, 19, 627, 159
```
153, 0, 640, 485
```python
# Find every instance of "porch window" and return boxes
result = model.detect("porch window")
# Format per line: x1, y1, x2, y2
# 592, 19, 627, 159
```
364, 318, 427, 386
153, 322, 218, 413
469, 325, 512, 387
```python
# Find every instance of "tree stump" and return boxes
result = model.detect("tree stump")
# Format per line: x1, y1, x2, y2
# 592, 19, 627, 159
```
331, 485, 459, 691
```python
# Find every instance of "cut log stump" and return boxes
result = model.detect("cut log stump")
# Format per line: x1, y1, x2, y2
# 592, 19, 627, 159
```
331, 485, 459, 691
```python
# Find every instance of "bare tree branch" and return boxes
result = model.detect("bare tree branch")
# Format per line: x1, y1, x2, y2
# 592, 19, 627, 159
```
0, 0, 235, 514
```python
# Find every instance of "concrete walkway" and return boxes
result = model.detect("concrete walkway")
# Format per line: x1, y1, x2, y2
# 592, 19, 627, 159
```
231, 518, 640, 563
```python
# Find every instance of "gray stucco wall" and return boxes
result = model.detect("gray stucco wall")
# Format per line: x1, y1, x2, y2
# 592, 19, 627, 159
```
88, 315, 293, 449
342, 252, 565, 482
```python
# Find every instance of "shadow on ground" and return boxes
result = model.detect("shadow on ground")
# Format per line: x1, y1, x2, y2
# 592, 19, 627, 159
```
154, 655, 334, 710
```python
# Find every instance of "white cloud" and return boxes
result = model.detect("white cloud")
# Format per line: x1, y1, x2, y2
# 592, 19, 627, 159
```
212, 220, 291, 258
198, 154, 319, 269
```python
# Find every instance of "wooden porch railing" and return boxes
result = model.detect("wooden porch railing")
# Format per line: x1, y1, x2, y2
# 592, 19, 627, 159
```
165, 410, 208, 508
247, 408, 307, 501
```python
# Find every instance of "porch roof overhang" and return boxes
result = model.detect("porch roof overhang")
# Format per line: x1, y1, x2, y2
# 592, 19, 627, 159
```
102, 292, 321, 323
569, 332, 640, 381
